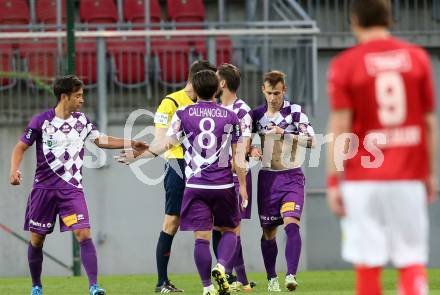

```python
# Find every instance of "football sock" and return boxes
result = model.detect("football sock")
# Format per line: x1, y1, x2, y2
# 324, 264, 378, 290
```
156, 231, 174, 286
217, 231, 237, 267
285, 223, 301, 275
399, 264, 427, 295
194, 239, 212, 287
28, 243, 43, 287
234, 237, 249, 285
212, 229, 222, 259
261, 237, 278, 279
356, 266, 382, 295
79, 239, 98, 287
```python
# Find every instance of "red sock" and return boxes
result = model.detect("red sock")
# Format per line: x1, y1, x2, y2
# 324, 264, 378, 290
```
356, 266, 382, 295
399, 265, 428, 295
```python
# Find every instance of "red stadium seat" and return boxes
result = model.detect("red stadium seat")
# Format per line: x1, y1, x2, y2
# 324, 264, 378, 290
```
151, 38, 190, 86
194, 36, 233, 65
107, 40, 146, 86
36, 0, 66, 27
79, 0, 117, 27
124, 0, 161, 28
0, 0, 30, 31
167, 0, 205, 29
76, 41, 97, 86
0, 43, 16, 89
18, 42, 59, 84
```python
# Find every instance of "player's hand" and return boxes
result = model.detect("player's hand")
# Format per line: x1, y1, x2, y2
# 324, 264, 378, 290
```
114, 149, 142, 165
132, 141, 149, 153
249, 146, 262, 160
267, 125, 285, 135
426, 175, 438, 204
239, 186, 249, 211
326, 187, 345, 217
9, 170, 22, 185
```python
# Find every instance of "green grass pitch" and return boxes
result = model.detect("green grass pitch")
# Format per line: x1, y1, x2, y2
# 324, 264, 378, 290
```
1, 269, 440, 294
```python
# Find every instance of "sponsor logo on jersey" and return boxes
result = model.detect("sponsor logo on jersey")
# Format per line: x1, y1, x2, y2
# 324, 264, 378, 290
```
25, 129, 32, 139
62, 214, 78, 227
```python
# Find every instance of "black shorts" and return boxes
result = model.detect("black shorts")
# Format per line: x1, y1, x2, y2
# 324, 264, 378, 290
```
164, 159, 185, 216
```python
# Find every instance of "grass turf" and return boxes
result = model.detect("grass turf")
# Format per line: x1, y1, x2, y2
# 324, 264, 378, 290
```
1, 269, 440, 294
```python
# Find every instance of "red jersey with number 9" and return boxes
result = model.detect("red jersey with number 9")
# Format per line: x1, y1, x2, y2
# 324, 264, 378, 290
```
328, 37, 436, 181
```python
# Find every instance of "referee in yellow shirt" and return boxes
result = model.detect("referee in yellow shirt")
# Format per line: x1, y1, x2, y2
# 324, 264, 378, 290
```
153, 60, 217, 293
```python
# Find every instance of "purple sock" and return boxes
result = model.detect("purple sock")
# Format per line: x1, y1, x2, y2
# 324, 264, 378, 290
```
194, 239, 212, 287
79, 239, 98, 286
261, 238, 278, 279
217, 231, 237, 267
234, 237, 249, 285
28, 243, 43, 287
285, 223, 301, 275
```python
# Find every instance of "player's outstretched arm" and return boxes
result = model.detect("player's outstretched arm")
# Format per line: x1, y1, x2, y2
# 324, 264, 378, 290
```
94, 136, 148, 151
9, 141, 29, 185
232, 142, 249, 209
426, 112, 439, 204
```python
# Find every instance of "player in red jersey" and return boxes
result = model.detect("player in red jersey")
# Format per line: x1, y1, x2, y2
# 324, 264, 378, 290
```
326, 1, 438, 295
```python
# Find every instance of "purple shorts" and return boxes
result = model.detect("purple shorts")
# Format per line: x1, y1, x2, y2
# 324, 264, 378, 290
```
24, 188, 90, 235
233, 171, 253, 219
180, 187, 240, 231
257, 168, 305, 227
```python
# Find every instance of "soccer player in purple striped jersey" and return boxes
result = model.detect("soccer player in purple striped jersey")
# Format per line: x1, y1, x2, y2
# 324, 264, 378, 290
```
250, 71, 315, 292
9, 75, 147, 295
118, 70, 248, 295
212, 63, 254, 292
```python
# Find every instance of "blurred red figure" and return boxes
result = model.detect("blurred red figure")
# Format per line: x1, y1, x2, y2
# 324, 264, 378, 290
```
326, 1, 438, 295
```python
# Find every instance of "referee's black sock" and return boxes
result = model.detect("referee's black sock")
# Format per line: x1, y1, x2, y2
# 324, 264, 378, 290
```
212, 229, 222, 259
156, 231, 174, 286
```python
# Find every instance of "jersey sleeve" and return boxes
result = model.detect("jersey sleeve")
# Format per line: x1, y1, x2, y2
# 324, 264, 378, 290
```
289, 104, 315, 136
419, 49, 436, 113
240, 112, 253, 137
20, 115, 41, 146
328, 57, 353, 110
85, 116, 100, 141
166, 111, 184, 141
155, 99, 178, 129
231, 114, 241, 144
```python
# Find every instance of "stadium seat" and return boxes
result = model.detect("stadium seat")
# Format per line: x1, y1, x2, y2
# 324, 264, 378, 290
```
124, 0, 161, 28
167, 0, 205, 29
36, 0, 66, 28
18, 42, 59, 85
151, 38, 190, 86
76, 41, 97, 86
79, 0, 117, 28
193, 36, 233, 65
0, 0, 30, 31
107, 40, 146, 86
0, 43, 16, 89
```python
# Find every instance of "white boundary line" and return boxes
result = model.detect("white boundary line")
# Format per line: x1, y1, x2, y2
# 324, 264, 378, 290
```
0, 28, 320, 39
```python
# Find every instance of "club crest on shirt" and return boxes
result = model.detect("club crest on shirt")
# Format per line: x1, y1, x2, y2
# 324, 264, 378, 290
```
74, 121, 85, 133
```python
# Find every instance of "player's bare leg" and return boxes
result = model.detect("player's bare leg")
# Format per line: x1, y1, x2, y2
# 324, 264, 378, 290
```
283, 217, 301, 291
29, 232, 46, 295
261, 226, 281, 292
73, 228, 106, 295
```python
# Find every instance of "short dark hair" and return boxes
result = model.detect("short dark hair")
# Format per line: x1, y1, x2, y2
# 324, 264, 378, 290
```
192, 70, 219, 101
263, 71, 286, 88
188, 60, 217, 83
350, 0, 391, 28
218, 63, 241, 92
53, 75, 83, 101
